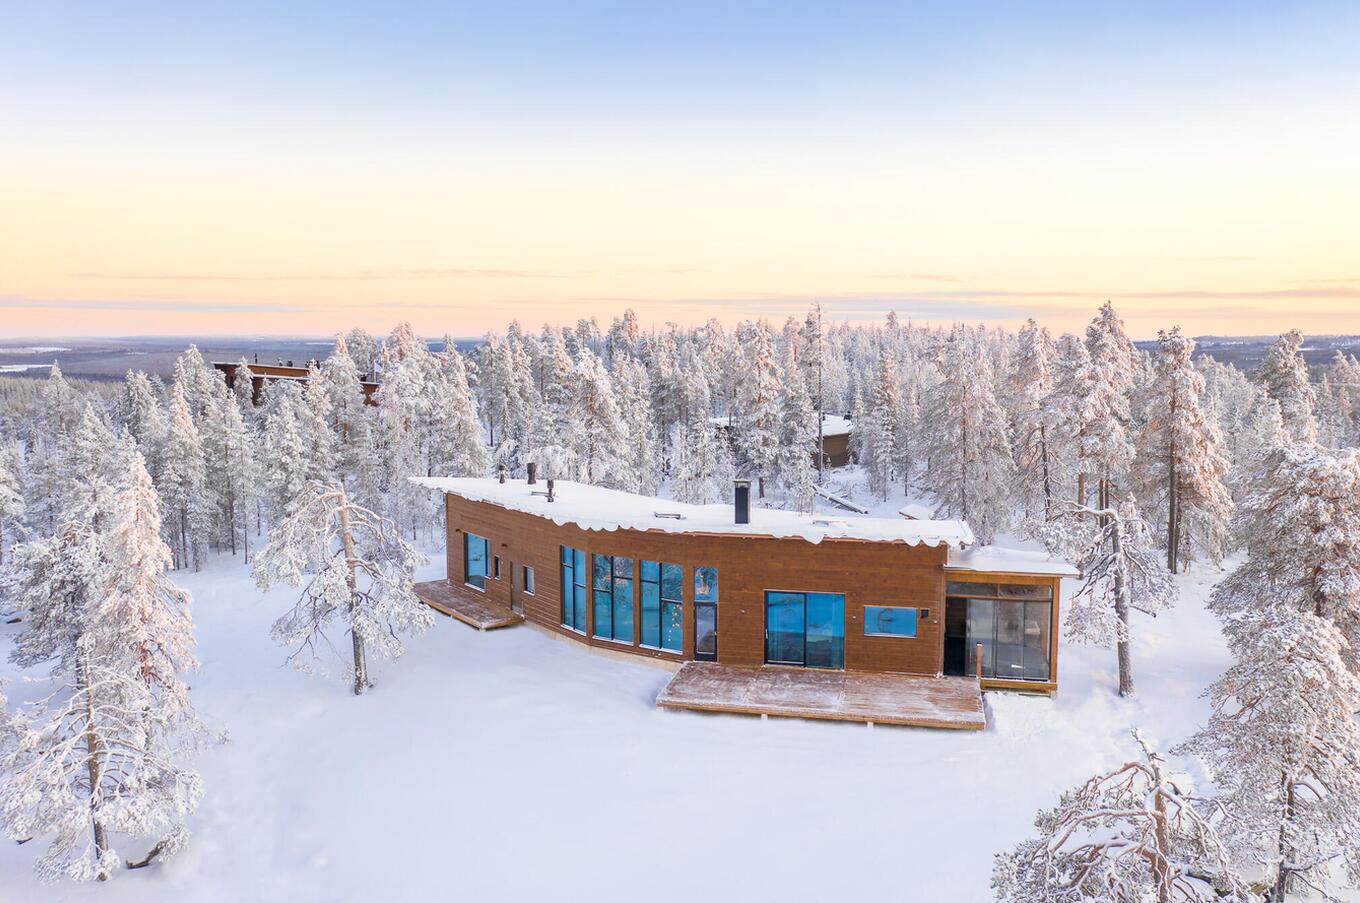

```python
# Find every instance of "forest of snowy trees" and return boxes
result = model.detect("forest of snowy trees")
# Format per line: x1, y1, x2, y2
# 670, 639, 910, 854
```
0, 303, 1358, 897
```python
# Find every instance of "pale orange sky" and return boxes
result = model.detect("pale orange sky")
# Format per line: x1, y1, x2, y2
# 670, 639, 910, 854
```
3, 3, 1358, 340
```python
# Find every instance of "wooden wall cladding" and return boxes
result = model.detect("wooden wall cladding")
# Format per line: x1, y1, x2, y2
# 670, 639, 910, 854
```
442, 492, 953, 676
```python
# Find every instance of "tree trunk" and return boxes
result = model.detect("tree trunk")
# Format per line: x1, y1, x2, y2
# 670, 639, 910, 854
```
78, 661, 109, 881
337, 490, 368, 695
1076, 470, 1087, 507
1038, 426, 1052, 521
1111, 520, 1135, 697
1166, 414, 1179, 574
1152, 785, 1172, 903
1269, 772, 1294, 903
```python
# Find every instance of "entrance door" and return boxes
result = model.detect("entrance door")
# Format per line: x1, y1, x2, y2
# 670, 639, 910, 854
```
694, 566, 718, 662
764, 592, 844, 669
508, 561, 523, 615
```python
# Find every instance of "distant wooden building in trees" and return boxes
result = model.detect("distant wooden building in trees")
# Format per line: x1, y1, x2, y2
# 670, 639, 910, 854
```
212, 361, 379, 406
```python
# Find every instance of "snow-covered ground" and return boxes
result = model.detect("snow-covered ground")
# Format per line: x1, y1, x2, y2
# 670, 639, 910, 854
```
1, 537, 1240, 903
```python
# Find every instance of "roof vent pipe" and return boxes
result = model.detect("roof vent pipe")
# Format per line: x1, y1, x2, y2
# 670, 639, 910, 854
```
498, 464, 507, 484
546, 479, 555, 503
527, 462, 537, 485
734, 479, 751, 525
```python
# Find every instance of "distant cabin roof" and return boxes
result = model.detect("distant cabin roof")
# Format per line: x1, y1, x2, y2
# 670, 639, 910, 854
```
707, 413, 852, 438
945, 545, 1080, 577
412, 477, 975, 549
898, 502, 937, 520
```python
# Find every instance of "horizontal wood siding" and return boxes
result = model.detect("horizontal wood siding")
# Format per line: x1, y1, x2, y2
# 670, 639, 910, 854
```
443, 492, 951, 675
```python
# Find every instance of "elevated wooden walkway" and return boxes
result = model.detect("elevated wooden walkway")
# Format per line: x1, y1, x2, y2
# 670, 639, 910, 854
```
656, 663, 986, 730
413, 580, 524, 631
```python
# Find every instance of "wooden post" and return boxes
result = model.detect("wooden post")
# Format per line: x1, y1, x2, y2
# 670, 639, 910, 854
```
975, 642, 984, 683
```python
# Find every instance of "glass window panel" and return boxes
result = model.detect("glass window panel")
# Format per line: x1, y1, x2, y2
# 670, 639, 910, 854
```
1022, 601, 1051, 680
694, 604, 717, 660
613, 577, 633, 642
661, 564, 683, 602
561, 546, 571, 565
694, 567, 718, 603
945, 581, 1001, 597
641, 581, 661, 647
574, 549, 586, 576
524, 566, 535, 595
573, 585, 587, 632
765, 592, 806, 665
805, 593, 844, 669
640, 559, 660, 582
965, 599, 995, 677
662, 601, 683, 651
593, 582, 612, 638
864, 606, 918, 637
1000, 583, 1053, 601
993, 601, 1026, 677
613, 556, 633, 578
593, 554, 611, 590
465, 532, 487, 590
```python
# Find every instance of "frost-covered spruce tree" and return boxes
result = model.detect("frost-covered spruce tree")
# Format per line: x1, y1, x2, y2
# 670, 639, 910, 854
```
0, 439, 24, 565
1080, 302, 1137, 509
231, 356, 257, 419
200, 390, 259, 559
159, 385, 212, 571
373, 326, 437, 538
1045, 495, 1174, 697
1134, 328, 1233, 573
253, 481, 432, 695
1175, 608, 1360, 902
345, 328, 378, 379
300, 362, 339, 485
1258, 328, 1318, 444
1010, 319, 1065, 522
1318, 351, 1360, 449
776, 346, 817, 511
116, 370, 168, 480
993, 730, 1250, 903
24, 363, 84, 533
261, 381, 309, 523
611, 353, 661, 494
318, 335, 372, 487
1049, 333, 1094, 505
171, 344, 222, 421
731, 321, 783, 498
564, 349, 629, 486
862, 350, 902, 501
427, 338, 490, 480
924, 328, 1014, 543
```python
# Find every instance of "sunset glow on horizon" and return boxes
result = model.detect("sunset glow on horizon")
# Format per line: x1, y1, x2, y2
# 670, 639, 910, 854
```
3, 2, 1358, 340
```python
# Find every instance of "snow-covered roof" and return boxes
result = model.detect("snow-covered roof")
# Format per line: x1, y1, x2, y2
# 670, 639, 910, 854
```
898, 502, 936, 520
817, 414, 852, 437
413, 477, 975, 548
945, 545, 1079, 577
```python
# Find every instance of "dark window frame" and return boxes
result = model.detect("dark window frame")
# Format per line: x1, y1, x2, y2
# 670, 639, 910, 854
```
640, 560, 684, 653
523, 565, 536, 596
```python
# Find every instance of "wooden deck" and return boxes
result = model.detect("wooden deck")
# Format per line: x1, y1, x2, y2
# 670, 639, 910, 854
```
655, 663, 986, 730
413, 580, 524, 630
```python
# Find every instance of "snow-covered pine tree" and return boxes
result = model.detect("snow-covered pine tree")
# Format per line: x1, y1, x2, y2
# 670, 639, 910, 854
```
611, 353, 661, 494
171, 345, 222, 421
1049, 333, 1094, 507
924, 328, 1014, 543
116, 370, 168, 481
1080, 302, 1137, 510
0, 439, 24, 565
23, 363, 84, 533
1043, 494, 1175, 697
1010, 319, 1065, 522
427, 338, 490, 480
731, 322, 783, 498
861, 350, 902, 501
994, 730, 1250, 903
1318, 351, 1360, 449
253, 481, 433, 695
564, 349, 629, 486
1134, 328, 1233, 573
776, 345, 817, 511
299, 362, 339, 485
230, 357, 257, 419
1175, 607, 1360, 902
1258, 328, 1318, 444
261, 381, 310, 523
200, 390, 259, 559
159, 385, 212, 571
345, 328, 378, 379
316, 335, 372, 488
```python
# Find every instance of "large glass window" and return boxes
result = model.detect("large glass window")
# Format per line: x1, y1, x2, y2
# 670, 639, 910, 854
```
641, 561, 684, 652
694, 567, 718, 661
560, 546, 587, 632
944, 581, 1052, 681
592, 554, 634, 642
464, 532, 490, 590
864, 605, 918, 638
764, 591, 845, 669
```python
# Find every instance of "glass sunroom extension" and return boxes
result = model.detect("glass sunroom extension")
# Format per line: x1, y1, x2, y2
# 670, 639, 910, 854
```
943, 581, 1053, 682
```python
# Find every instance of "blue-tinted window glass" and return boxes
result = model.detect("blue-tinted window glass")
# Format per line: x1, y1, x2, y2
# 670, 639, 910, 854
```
864, 606, 918, 638
560, 547, 573, 626
805, 593, 844, 669
766, 592, 806, 665
694, 567, 718, 603
661, 564, 682, 602
593, 554, 611, 590
640, 559, 660, 582
662, 600, 683, 651
613, 575, 633, 642
641, 579, 661, 647
573, 584, 587, 632
465, 532, 488, 590
523, 566, 535, 595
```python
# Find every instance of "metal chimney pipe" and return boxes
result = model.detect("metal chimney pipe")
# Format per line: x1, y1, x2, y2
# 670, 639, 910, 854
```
527, 462, 538, 485
734, 479, 751, 525
546, 479, 555, 503
497, 464, 506, 484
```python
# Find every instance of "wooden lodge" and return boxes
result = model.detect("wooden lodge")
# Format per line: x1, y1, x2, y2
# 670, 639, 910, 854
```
212, 360, 379, 405
413, 472, 1076, 729
710, 413, 852, 469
